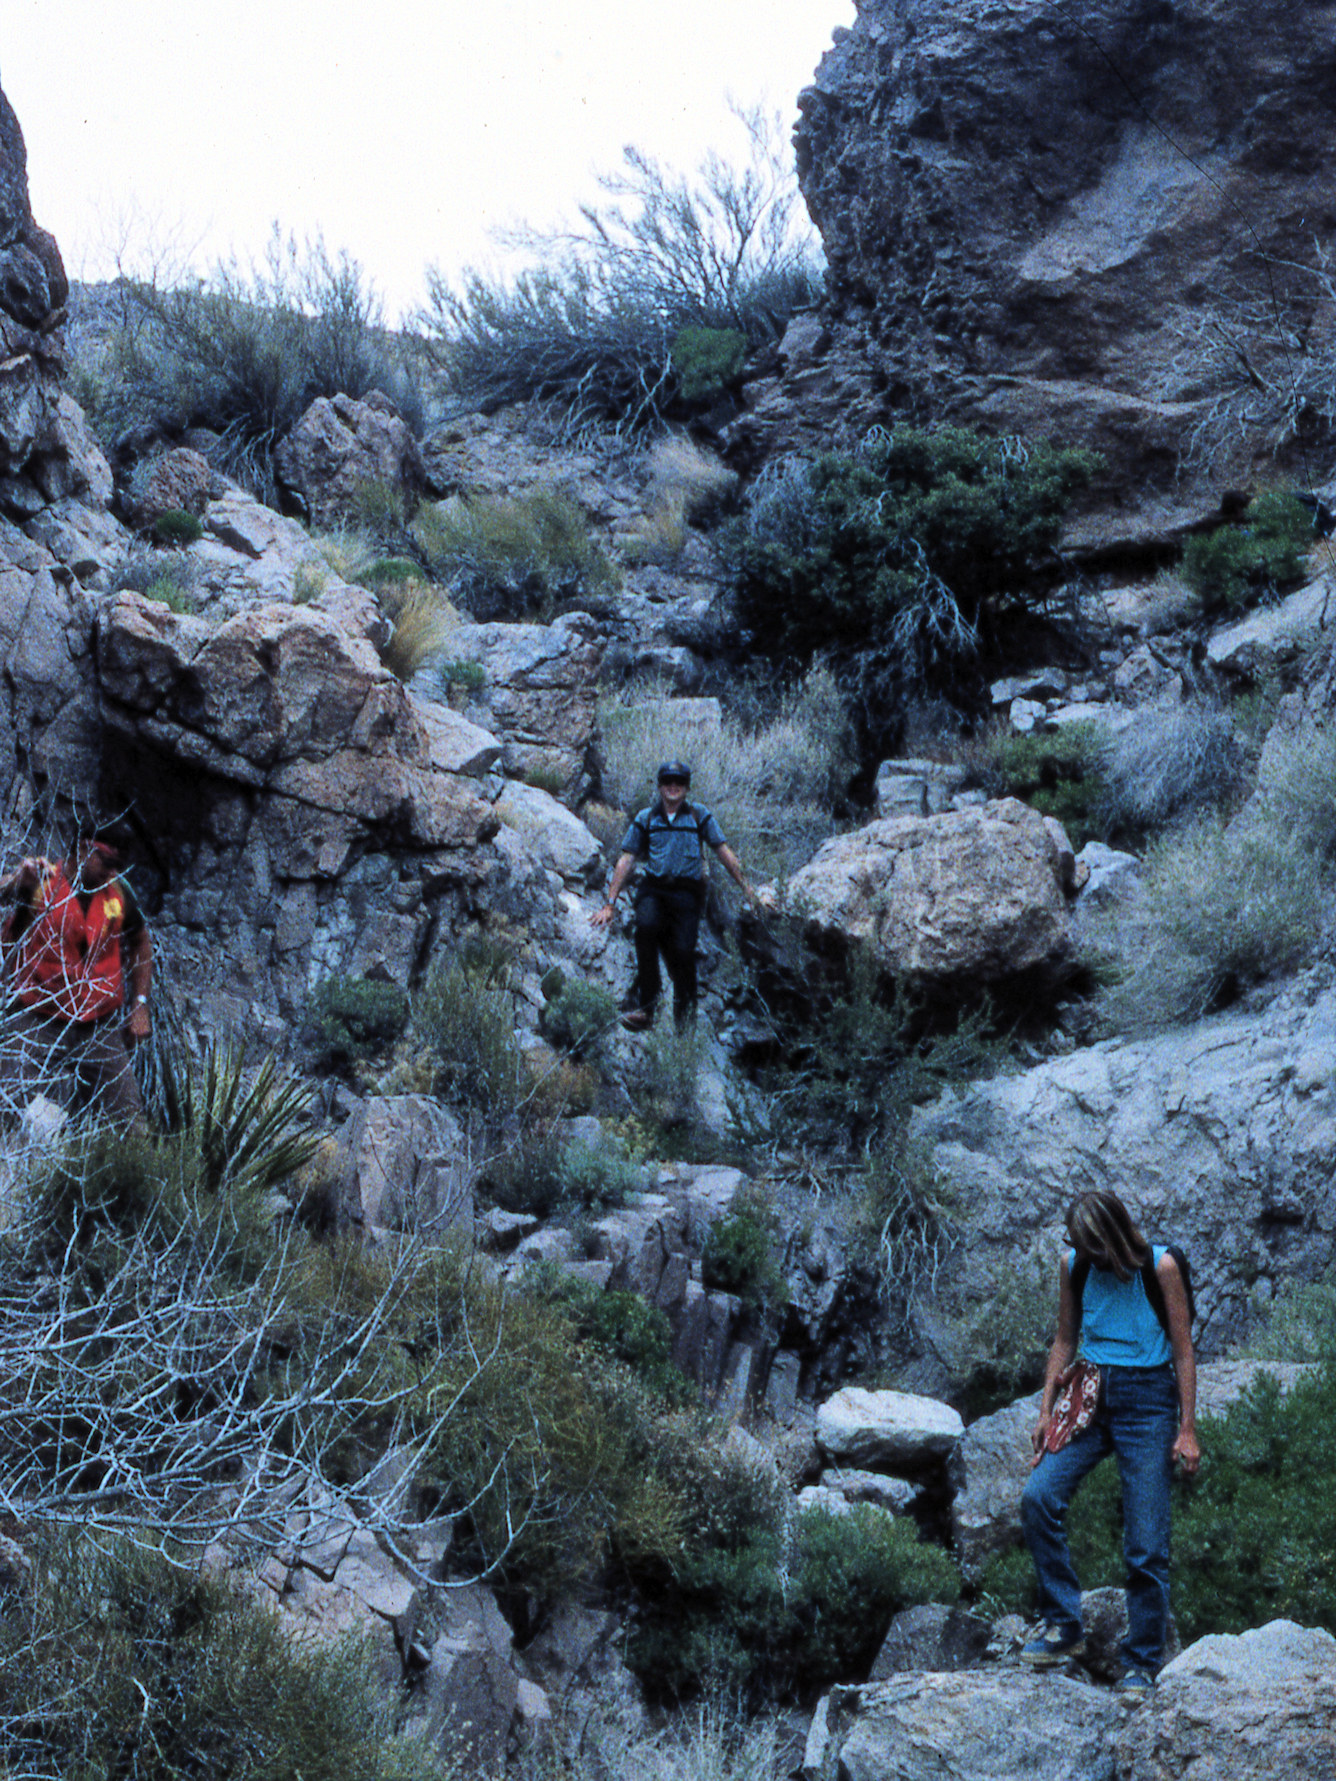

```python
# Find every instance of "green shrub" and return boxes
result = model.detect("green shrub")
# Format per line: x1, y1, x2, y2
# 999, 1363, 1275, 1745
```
1099, 818, 1324, 1030
481, 1122, 568, 1216
973, 721, 1106, 847
365, 555, 422, 587
721, 427, 1097, 750
557, 1136, 643, 1208
0, 1533, 448, 1780
412, 489, 620, 622
110, 546, 196, 603
439, 657, 487, 693
543, 976, 619, 1058
533, 1271, 693, 1405
1065, 1365, 1336, 1644
1097, 701, 1241, 837
1239, 1272, 1336, 1363
671, 325, 746, 402
146, 574, 195, 612
304, 974, 411, 1071
152, 506, 204, 545
413, 952, 525, 1123
784, 1504, 960, 1684
1182, 490, 1313, 611
701, 1185, 788, 1318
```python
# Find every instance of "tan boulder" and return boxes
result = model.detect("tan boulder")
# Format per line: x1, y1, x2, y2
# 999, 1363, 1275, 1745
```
784, 798, 1075, 984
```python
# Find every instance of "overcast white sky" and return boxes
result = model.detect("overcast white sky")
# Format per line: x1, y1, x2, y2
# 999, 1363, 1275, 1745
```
4, 1, 852, 321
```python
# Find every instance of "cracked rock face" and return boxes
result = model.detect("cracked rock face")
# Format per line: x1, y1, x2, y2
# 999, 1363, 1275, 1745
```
93, 593, 502, 1035
786, 0, 1336, 542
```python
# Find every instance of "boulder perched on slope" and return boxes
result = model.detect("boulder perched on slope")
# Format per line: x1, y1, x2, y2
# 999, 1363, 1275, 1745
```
784, 799, 1075, 988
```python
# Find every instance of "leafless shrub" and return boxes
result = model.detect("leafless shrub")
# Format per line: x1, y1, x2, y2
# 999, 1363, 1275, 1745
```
1097, 700, 1242, 834
1258, 719, 1336, 861
422, 104, 822, 434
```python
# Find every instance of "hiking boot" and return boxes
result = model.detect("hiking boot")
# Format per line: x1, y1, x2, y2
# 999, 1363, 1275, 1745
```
1021, 1624, 1086, 1667
620, 1006, 653, 1031
1116, 1668, 1156, 1698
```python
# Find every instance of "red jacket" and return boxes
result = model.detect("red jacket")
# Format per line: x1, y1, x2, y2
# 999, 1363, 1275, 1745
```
5, 862, 129, 1022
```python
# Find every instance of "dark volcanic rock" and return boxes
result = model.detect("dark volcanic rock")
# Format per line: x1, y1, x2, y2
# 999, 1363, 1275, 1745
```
780, 0, 1336, 548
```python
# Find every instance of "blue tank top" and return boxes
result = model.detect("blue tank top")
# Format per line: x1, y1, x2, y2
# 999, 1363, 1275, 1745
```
1072, 1245, 1172, 1368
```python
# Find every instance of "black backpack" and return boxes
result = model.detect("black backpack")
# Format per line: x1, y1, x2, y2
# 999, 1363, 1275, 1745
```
1070, 1244, 1195, 1341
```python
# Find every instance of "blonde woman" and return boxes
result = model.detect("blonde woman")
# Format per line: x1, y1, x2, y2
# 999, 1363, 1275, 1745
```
1020, 1190, 1199, 1695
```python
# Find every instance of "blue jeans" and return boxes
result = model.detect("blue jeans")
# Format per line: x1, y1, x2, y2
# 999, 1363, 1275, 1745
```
1021, 1363, 1178, 1674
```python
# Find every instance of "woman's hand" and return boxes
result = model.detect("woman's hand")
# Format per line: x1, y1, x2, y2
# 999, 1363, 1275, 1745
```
1172, 1426, 1201, 1476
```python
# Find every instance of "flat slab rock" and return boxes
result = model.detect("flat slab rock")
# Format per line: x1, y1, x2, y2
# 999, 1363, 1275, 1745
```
816, 1386, 963, 1469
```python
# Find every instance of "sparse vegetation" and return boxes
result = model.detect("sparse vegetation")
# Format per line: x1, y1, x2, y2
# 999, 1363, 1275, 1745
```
1097, 817, 1325, 1030
413, 947, 527, 1123
412, 489, 620, 621
75, 230, 423, 504
1260, 718, 1336, 860
423, 104, 822, 436
1096, 701, 1242, 837
542, 973, 620, 1059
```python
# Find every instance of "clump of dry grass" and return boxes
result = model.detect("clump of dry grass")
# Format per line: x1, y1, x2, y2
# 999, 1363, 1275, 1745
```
378, 578, 459, 680
620, 435, 737, 564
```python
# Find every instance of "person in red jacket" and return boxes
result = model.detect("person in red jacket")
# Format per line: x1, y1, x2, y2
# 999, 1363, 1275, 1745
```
0, 824, 153, 1128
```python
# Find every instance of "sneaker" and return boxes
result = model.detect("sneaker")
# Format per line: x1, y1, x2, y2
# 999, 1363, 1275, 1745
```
1021, 1624, 1086, 1666
1117, 1669, 1156, 1697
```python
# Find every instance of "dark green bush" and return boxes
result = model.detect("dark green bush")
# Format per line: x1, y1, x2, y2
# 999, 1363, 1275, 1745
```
627, 1485, 960, 1704
152, 507, 204, 545
671, 325, 746, 403
534, 1271, 694, 1405
977, 721, 1106, 847
722, 427, 1096, 746
304, 975, 411, 1070
1058, 1364, 1336, 1644
0, 1534, 446, 1780
439, 658, 487, 693
542, 975, 619, 1058
700, 1185, 789, 1318
1182, 490, 1313, 612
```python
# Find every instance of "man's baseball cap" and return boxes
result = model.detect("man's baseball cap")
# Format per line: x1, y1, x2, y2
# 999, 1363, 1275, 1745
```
657, 760, 692, 785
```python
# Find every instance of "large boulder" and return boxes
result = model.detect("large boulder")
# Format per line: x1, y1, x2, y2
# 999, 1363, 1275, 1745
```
907, 975, 1336, 1390
339, 1095, 470, 1232
1114, 1621, 1336, 1779
93, 593, 501, 1033
816, 1386, 963, 1470
784, 799, 1075, 987
810, 1674, 1122, 1781
785, 0, 1336, 546
275, 391, 426, 529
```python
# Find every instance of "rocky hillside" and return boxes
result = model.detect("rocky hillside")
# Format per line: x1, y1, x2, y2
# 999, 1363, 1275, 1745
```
1, 21, 1336, 1777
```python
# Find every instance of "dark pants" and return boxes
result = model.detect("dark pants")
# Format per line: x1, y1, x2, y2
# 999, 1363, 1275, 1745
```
1021, 1363, 1178, 1674
0, 1002, 144, 1130
632, 878, 703, 1025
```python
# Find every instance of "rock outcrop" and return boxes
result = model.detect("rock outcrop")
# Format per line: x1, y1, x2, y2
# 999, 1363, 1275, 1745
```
769, 0, 1336, 546
275, 392, 426, 528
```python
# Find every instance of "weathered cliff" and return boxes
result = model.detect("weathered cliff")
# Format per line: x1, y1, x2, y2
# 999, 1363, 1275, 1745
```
761, 0, 1336, 549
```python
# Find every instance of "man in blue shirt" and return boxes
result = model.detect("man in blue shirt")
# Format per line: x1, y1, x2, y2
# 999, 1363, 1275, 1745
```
591, 760, 758, 1029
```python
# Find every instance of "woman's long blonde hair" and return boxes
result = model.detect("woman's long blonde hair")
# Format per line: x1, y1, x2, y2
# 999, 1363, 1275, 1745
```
1065, 1189, 1150, 1282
